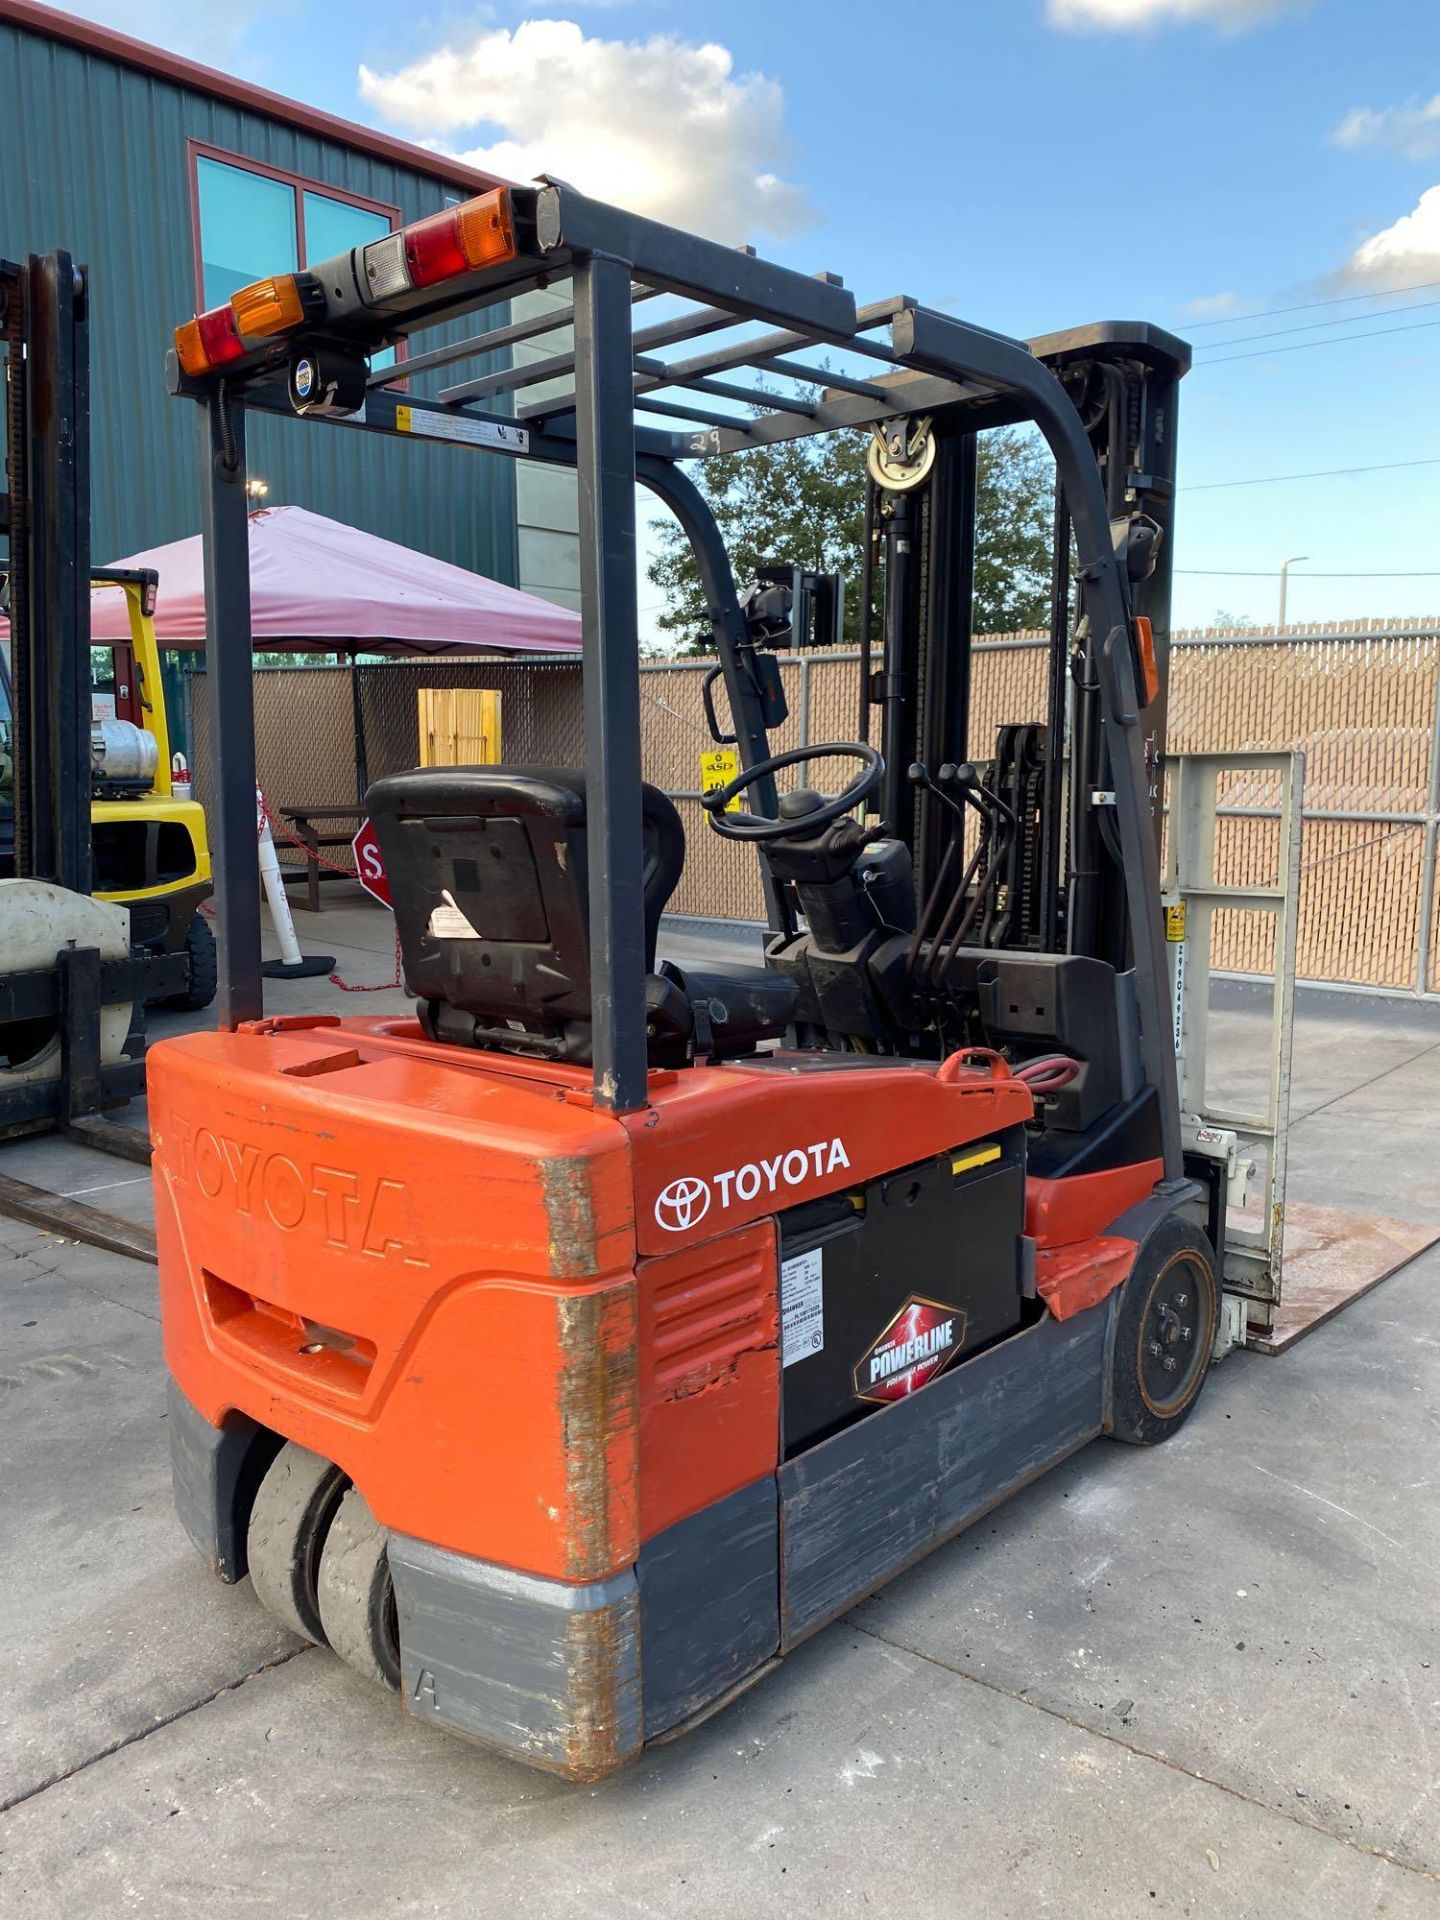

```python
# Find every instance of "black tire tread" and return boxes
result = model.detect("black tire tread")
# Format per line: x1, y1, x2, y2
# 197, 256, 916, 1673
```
1108, 1215, 1218, 1448
316, 1487, 401, 1691
245, 1442, 348, 1644
160, 912, 218, 1012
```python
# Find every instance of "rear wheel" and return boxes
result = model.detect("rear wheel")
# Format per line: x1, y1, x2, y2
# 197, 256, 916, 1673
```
245, 1442, 348, 1643
316, 1487, 401, 1691
1108, 1216, 1218, 1446
159, 912, 217, 1012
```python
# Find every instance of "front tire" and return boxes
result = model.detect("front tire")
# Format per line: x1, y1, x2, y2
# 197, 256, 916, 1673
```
1108, 1216, 1218, 1446
159, 912, 217, 1012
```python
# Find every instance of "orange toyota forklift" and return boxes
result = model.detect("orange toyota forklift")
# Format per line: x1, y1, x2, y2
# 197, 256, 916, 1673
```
152, 180, 1211, 1781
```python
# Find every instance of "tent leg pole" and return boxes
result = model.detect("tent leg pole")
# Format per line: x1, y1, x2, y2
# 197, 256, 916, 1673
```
350, 650, 370, 806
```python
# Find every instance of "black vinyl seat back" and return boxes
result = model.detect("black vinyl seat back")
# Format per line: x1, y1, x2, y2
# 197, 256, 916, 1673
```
365, 766, 684, 1058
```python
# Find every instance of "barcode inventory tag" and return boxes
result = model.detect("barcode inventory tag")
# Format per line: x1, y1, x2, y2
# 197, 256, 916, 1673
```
781, 1249, 824, 1368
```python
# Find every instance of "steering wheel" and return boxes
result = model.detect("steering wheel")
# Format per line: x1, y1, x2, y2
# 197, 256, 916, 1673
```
702, 741, 885, 843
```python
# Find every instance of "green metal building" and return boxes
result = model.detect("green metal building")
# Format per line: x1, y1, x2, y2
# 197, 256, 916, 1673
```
0, 0, 579, 597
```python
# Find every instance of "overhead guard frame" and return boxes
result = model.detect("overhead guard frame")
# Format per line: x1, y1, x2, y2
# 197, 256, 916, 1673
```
168, 179, 1188, 1167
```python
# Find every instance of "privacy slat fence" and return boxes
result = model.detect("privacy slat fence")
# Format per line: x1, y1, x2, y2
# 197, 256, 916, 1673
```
189, 621, 1440, 998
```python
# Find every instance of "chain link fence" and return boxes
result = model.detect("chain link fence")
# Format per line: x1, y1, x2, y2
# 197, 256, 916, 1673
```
185, 620, 1440, 996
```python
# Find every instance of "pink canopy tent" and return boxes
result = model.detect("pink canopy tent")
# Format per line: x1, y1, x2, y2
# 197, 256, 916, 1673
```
82, 504, 581, 656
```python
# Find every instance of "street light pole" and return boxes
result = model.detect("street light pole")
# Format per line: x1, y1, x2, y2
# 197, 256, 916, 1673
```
1278, 554, 1309, 630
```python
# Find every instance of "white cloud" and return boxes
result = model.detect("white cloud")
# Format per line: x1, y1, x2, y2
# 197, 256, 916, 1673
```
1341, 185, 1440, 287
357, 20, 814, 245
1048, 0, 1303, 29
1182, 291, 1242, 317
1332, 95, 1440, 161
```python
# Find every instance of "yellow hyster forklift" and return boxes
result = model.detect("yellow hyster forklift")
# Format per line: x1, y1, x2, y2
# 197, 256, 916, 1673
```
85, 566, 215, 1009
2, 570, 215, 1010
154, 182, 1217, 1781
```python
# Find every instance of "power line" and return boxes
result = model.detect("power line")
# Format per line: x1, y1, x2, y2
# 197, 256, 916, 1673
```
1183, 454, 1440, 492
1184, 277, 1440, 329
1191, 296, 1440, 352
1191, 316, 1440, 367
1177, 567, 1440, 578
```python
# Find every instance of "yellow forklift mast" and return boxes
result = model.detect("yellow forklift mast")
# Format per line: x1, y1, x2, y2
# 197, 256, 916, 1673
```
88, 569, 215, 1010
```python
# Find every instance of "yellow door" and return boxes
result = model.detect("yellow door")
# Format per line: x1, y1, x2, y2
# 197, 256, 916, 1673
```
417, 688, 502, 767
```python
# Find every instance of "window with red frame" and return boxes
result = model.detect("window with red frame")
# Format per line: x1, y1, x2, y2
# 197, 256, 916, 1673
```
194, 151, 399, 370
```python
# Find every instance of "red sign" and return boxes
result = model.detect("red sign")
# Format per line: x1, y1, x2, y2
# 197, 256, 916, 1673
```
853, 1295, 967, 1405
351, 818, 392, 909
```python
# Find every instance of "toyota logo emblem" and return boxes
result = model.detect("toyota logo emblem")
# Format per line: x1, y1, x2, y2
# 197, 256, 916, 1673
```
654, 1175, 711, 1233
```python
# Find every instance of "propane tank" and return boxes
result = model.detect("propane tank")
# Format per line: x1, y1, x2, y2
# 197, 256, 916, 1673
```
91, 718, 158, 784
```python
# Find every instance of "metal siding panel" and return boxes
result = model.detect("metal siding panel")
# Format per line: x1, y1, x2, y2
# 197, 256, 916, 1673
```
779, 1305, 1113, 1645
0, 22, 517, 583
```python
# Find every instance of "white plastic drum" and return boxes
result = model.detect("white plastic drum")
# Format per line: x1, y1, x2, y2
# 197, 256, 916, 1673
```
0, 879, 133, 1085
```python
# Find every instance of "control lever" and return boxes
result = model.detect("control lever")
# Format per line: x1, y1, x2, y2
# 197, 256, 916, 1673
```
906, 762, 992, 988
909, 760, 970, 832
938, 763, 1016, 960
939, 761, 1018, 831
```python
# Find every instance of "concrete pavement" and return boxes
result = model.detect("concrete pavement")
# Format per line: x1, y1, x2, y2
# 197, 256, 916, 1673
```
0, 908, 1436, 1916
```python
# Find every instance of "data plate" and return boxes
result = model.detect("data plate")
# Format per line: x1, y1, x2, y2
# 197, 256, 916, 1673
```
781, 1248, 824, 1369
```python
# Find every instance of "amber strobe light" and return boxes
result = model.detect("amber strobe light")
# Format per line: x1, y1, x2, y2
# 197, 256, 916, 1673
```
173, 305, 246, 378
231, 274, 307, 340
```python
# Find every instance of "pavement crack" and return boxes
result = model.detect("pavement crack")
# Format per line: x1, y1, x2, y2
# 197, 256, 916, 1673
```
849, 1619, 1440, 1885
0, 1646, 312, 1816
1291, 1034, 1440, 1127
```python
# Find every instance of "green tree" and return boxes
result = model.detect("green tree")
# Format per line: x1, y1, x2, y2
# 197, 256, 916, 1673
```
646, 422, 1056, 654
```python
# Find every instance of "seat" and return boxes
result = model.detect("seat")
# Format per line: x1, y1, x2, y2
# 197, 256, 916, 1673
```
365, 765, 796, 1065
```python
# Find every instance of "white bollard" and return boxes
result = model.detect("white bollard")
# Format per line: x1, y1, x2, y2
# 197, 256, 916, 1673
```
256, 789, 334, 980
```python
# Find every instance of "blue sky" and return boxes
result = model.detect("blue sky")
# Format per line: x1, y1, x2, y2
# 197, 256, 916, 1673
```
86, 0, 1440, 627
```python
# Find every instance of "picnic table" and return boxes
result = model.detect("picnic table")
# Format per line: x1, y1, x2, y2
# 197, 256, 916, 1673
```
278, 805, 363, 912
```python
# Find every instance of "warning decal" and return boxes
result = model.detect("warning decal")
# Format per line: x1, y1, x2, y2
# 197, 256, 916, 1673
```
700, 746, 742, 814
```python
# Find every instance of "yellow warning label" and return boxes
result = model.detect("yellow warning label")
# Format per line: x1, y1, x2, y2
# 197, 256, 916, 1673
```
395, 403, 413, 432
700, 746, 742, 814
1165, 901, 1187, 942
952, 1143, 1002, 1176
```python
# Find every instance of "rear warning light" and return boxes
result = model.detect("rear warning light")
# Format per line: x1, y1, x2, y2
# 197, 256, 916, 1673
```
454, 192, 517, 269
405, 190, 517, 286
173, 305, 247, 377
231, 272, 322, 340
361, 189, 517, 304
361, 231, 410, 303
